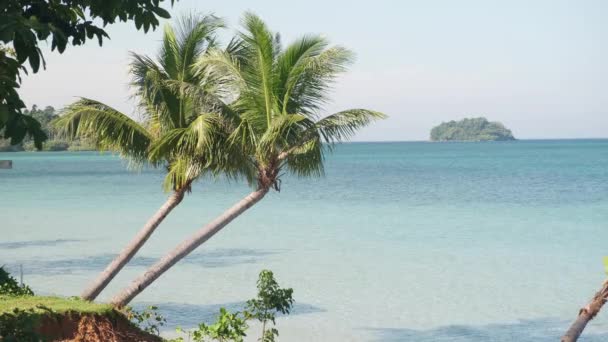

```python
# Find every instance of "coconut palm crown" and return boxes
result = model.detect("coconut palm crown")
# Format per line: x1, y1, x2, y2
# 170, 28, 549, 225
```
56, 14, 246, 191
163, 12, 386, 192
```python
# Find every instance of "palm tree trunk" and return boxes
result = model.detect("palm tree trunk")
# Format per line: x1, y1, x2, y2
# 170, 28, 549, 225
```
110, 187, 269, 307
80, 187, 188, 301
561, 280, 608, 342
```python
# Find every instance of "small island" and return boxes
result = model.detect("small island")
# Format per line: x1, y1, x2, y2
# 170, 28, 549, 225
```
430, 117, 515, 142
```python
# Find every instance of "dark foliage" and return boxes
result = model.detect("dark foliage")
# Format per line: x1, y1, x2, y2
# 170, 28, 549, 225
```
0, 0, 177, 149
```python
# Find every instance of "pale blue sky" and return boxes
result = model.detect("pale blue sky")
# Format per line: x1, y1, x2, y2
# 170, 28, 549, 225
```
20, 0, 608, 140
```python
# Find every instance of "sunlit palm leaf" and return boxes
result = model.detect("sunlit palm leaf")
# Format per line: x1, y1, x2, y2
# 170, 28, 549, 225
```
130, 52, 181, 130
174, 14, 224, 83
54, 98, 152, 161
283, 46, 354, 116
258, 114, 306, 158
275, 35, 327, 113
238, 12, 279, 130
149, 113, 222, 163
313, 109, 386, 143
283, 135, 324, 178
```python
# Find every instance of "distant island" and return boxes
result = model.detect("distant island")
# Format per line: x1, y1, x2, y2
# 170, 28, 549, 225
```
430, 117, 515, 142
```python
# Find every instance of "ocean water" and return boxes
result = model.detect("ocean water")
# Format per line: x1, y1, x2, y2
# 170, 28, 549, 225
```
1, 140, 608, 341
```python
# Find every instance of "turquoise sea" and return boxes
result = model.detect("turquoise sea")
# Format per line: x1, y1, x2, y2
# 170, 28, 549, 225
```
2, 140, 608, 341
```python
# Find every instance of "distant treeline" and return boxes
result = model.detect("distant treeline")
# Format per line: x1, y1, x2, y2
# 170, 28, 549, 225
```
430, 117, 515, 142
0, 105, 95, 152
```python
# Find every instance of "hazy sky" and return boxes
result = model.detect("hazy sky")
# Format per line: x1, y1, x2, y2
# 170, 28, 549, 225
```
19, 0, 607, 141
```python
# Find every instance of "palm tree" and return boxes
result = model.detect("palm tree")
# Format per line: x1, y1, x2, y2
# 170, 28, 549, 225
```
55, 14, 236, 301
110, 12, 386, 307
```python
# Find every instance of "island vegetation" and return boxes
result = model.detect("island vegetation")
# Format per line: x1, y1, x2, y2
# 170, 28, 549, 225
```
430, 117, 515, 142
0, 105, 94, 152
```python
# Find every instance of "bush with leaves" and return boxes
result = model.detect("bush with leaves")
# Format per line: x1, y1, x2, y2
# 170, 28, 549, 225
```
244, 270, 294, 342
170, 308, 249, 342
0, 266, 33, 297
169, 270, 294, 342
0, 268, 38, 341
124, 305, 166, 335
0, 307, 41, 341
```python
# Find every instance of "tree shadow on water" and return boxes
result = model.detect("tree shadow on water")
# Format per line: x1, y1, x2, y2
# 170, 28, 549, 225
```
364, 318, 608, 342
0, 239, 83, 249
9, 248, 284, 275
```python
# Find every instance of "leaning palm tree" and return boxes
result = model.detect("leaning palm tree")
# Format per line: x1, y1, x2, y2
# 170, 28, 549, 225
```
54, 14, 236, 301
110, 12, 386, 307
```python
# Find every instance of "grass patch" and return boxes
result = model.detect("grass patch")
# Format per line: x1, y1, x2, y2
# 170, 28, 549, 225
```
0, 295, 126, 341
0, 295, 114, 315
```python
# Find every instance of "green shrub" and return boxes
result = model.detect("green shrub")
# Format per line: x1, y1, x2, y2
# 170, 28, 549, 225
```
0, 307, 40, 341
169, 270, 294, 342
0, 267, 33, 297
0, 268, 37, 341
124, 305, 166, 335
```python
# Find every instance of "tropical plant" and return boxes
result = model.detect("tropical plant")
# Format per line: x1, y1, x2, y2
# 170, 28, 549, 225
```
181, 307, 249, 342
0, 0, 177, 149
0, 266, 33, 297
54, 14, 235, 301
244, 270, 294, 342
124, 305, 167, 336
168, 270, 292, 342
110, 12, 386, 306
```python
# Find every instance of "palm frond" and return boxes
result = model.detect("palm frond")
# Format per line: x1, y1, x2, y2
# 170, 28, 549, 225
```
159, 24, 180, 79
283, 134, 324, 178
174, 13, 224, 83
238, 12, 278, 129
313, 109, 386, 144
275, 35, 328, 113
54, 98, 152, 161
163, 156, 201, 191
130, 52, 182, 130
196, 49, 246, 101
228, 118, 258, 157
284, 46, 354, 116
149, 113, 222, 163
257, 114, 306, 159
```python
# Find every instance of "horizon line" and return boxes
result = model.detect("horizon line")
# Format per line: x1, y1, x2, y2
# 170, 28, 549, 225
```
348, 137, 608, 143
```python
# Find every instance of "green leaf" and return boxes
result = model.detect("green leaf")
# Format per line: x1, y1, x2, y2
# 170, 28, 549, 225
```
151, 7, 171, 19
0, 104, 8, 124
134, 15, 143, 30
28, 48, 40, 72
12, 33, 30, 64
72, 7, 86, 20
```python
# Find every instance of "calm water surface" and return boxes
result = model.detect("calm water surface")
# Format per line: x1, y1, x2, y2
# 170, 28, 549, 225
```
2, 140, 608, 341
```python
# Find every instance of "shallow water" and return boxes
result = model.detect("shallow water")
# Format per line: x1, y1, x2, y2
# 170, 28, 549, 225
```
2, 140, 608, 341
